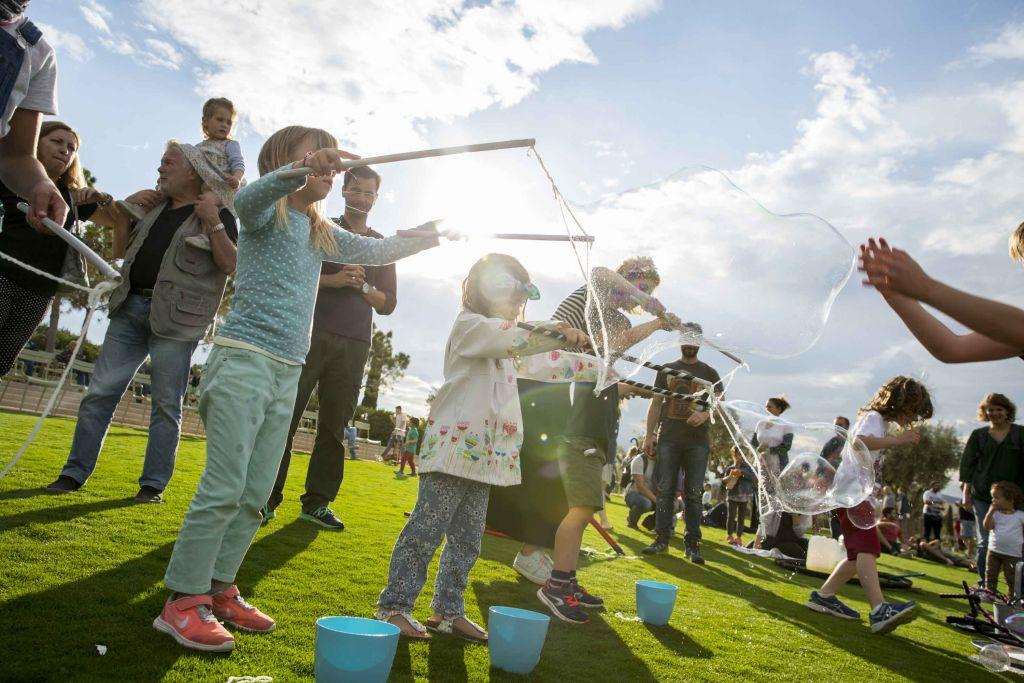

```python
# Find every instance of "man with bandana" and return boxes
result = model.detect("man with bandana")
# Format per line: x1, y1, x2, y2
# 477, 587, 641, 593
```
642, 322, 723, 563
0, 1, 67, 229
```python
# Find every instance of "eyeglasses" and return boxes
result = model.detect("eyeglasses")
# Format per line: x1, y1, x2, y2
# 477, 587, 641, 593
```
514, 280, 541, 301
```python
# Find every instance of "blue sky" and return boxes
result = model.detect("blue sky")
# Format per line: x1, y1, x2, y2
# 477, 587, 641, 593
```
30, 1, 1024, 446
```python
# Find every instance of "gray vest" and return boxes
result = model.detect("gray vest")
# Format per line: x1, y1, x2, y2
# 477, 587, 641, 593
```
108, 201, 228, 342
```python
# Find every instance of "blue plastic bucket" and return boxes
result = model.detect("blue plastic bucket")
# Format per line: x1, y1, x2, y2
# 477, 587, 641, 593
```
488, 606, 550, 675
635, 580, 678, 626
314, 616, 400, 683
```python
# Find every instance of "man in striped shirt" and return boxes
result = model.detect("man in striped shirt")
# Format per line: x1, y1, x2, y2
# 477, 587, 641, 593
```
535, 259, 677, 624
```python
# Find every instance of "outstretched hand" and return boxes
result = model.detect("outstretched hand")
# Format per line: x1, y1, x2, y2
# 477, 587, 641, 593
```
297, 148, 361, 176
859, 237, 934, 302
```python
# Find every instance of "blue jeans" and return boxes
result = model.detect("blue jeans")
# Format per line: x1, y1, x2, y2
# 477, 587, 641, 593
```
60, 295, 196, 491
654, 440, 710, 544
625, 490, 654, 526
974, 498, 992, 584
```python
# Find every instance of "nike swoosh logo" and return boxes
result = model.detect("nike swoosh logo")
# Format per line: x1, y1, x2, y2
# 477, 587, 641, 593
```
173, 615, 191, 629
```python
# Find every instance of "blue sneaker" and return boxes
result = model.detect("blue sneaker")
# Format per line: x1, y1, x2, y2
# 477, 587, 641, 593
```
869, 601, 917, 634
806, 591, 860, 620
299, 506, 345, 530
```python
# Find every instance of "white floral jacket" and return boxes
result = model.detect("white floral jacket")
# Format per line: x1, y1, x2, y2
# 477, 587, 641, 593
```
417, 312, 604, 487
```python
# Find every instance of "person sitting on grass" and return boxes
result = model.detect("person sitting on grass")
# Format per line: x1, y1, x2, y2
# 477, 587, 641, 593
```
395, 417, 420, 476
877, 507, 902, 555
983, 481, 1024, 600
806, 376, 932, 635
906, 536, 978, 570
624, 441, 659, 529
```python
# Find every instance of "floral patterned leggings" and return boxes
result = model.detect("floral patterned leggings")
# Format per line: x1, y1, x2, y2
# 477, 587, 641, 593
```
378, 472, 490, 618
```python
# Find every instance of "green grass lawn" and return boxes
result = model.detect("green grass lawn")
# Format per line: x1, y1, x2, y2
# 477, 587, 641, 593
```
0, 411, 1004, 682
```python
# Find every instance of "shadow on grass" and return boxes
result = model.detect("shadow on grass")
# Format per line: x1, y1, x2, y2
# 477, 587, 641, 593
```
643, 622, 712, 659
470, 577, 662, 681
0, 486, 52, 501
0, 495, 135, 531
0, 518, 320, 680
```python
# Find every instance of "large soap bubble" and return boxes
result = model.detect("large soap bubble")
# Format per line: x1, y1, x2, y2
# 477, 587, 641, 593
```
719, 401, 875, 517
574, 165, 855, 375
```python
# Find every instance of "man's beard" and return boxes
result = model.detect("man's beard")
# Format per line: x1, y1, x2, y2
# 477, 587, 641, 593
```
0, 1, 29, 22
681, 347, 699, 359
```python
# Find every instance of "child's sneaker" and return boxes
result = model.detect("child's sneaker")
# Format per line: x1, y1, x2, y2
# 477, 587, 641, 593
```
570, 579, 604, 608
185, 234, 212, 251
513, 550, 552, 585
115, 200, 147, 221
153, 595, 235, 652
806, 591, 860, 620
537, 580, 589, 624
211, 585, 275, 633
869, 601, 918, 634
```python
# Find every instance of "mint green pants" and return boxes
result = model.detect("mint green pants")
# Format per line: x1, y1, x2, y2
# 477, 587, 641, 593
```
164, 346, 301, 595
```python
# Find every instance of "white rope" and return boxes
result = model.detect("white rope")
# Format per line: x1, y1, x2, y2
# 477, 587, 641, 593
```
0, 208, 121, 480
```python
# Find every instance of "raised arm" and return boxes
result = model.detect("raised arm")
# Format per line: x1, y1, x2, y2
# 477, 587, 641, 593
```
325, 223, 437, 267
232, 165, 307, 234
454, 316, 569, 360
861, 238, 1024, 354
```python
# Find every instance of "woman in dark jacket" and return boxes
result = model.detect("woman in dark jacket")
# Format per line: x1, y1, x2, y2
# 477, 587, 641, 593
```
960, 393, 1024, 584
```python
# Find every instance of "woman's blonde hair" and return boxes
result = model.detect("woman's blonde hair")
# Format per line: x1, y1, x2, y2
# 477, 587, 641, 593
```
462, 253, 531, 319
863, 376, 934, 423
1010, 221, 1024, 264
257, 126, 339, 256
38, 121, 85, 191
615, 256, 660, 314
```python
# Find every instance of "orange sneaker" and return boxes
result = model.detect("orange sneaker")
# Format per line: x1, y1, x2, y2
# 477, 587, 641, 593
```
211, 585, 276, 633
153, 595, 235, 652
726, 535, 736, 545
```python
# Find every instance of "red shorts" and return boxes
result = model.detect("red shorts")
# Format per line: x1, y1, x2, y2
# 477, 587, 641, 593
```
838, 504, 880, 561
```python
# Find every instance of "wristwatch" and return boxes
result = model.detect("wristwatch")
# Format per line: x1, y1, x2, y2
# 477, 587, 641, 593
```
361, 282, 371, 295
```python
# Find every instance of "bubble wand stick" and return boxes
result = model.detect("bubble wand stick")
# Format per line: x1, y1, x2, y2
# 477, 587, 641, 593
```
16, 202, 121, 281
515, 321, 713, 407
279, 138, 536, 179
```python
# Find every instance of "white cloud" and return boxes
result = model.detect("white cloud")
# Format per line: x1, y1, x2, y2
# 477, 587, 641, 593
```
37, 23, 92, 62
964, 22, 1024, 64
132, 0, 661, 149
79, 0, 112, 34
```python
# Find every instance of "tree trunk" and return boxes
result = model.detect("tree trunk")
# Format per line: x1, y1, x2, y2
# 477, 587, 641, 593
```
45, 298, 61, 352
361, 351, 382, 409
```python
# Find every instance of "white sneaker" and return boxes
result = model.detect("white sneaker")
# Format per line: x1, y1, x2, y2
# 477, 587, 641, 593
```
513, 550, 552, 585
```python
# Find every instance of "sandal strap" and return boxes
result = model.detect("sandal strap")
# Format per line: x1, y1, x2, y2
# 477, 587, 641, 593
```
375, 609, 426, 634
450, 615, 486, 637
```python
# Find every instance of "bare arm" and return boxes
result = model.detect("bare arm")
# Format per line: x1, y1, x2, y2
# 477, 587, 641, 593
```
983, 506, 997, 531
644, 395, 663, 454
0, 108, 67, 227
635, 474, 657, 502
861, 238, 1024, 352
882, 292, 1020, 362
195, 194, 236, 274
